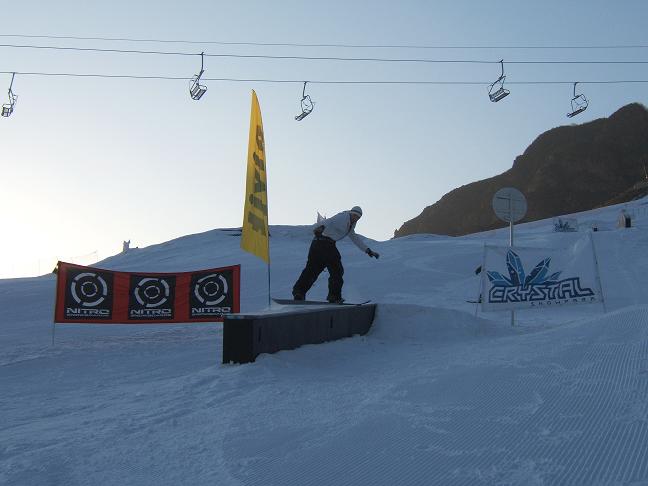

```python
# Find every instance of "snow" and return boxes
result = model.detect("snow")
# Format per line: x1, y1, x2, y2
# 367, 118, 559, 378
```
3, 199, 648, 485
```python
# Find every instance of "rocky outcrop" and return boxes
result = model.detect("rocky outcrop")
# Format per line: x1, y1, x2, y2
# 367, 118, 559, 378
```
395, 103, 648, 237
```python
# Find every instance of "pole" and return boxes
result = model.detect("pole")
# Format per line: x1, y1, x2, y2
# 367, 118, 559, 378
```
509, 220, 515, 327
266, 198, 271, 308
475, 245, 487, 317
265, 133, 271, 308
589, 231, 607, 313
265, 200, 271, 308
267, 262, 271, 308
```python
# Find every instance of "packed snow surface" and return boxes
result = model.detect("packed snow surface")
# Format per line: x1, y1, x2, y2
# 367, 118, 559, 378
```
4, 200, 648, 485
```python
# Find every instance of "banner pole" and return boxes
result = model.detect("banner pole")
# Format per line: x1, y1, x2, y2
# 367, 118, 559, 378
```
266, 138, 271, 308
267, 262, 271, 308
52, 265, 58, 346
589, 231, 607, 313
476, 244, 487, 317
510, 221, 515, 327
473, 278, 481, 317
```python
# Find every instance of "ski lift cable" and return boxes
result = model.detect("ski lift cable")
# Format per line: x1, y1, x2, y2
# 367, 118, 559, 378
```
2, 33, 648, 50
0, 43, 196, 57
3, 43, 648, 65
2, 70, 648, 85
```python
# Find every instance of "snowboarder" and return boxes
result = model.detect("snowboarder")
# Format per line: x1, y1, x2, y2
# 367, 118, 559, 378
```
292, 206, 379, 303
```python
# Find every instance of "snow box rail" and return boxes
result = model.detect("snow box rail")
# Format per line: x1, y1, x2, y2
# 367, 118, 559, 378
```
222, 304, 377, 364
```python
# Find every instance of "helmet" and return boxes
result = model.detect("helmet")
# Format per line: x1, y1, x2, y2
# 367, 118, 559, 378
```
349, 206, 363, 217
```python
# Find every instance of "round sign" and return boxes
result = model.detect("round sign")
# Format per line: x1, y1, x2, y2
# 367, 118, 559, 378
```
492, 187, 527, 223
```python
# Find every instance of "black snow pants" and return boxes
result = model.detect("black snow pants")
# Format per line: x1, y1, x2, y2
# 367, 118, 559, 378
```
292, 237, 344, 301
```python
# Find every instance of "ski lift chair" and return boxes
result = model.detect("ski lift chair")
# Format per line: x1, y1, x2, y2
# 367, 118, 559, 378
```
488, 60, 510, 102
1, 100, 14, 117
295, 82, 314, 121
189, 53, 207, 100
567, 82, 588, 118
1, 73, 17, 117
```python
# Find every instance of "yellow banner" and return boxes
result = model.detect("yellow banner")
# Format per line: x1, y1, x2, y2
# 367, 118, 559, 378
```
241, 90, 270, 263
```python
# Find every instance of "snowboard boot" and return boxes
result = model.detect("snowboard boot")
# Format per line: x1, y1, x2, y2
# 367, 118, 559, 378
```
292, 290, 305, 301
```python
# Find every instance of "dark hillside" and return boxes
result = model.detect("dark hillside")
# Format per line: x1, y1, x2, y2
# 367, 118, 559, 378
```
395, 103, 648, 237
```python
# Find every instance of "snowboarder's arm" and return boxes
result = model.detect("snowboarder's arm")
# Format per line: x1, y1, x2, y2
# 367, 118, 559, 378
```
348, 230, 369, 253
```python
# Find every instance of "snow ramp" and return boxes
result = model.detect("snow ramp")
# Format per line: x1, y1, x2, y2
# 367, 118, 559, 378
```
370, 303, 519, 344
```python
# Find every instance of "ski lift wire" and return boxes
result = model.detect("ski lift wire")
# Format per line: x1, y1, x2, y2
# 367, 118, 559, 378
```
3, 43, 648, 65
2, 70, 648, 85
2, 33, 648, 50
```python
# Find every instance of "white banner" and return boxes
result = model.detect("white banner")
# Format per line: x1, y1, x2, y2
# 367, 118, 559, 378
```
481, 235, 603, 311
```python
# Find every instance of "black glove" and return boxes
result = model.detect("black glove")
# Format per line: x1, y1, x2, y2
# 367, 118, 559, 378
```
366, 248, 380, 259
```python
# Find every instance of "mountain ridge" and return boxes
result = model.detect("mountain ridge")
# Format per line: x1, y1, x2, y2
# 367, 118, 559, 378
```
394, 103, 648, 237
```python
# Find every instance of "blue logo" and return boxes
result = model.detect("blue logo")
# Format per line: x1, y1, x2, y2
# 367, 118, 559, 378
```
487, 250, 596, 306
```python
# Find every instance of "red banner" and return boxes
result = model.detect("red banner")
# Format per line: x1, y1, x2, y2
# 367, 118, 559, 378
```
54, 261, 240, 324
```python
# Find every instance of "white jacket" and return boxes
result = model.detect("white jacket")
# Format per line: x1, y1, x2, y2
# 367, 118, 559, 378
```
314, 211, 368, 253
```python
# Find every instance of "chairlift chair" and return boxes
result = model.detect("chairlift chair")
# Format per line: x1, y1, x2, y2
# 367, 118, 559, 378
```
295, 81, 314, 121
488, 59, 510, 102
189, 52, 207, 100
1, 100, 14, 117
567, 82, 588, 118
1, 73, 17, 118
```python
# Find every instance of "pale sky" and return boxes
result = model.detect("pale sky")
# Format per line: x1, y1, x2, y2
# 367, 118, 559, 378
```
2, 0, 648, 278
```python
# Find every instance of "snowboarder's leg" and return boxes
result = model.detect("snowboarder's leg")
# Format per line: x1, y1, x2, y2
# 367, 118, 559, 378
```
292, 240, 327, 299
326, 246, 344, 303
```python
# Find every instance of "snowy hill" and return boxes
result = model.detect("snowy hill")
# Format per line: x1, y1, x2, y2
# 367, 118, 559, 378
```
3, 199, 648, 485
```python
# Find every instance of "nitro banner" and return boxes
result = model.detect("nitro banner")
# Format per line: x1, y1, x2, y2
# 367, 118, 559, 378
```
54, 262, 240, 324
481, 236, 602, 311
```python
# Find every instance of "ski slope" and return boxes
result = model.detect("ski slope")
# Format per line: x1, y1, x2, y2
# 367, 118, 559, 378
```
3, 199, 648, 485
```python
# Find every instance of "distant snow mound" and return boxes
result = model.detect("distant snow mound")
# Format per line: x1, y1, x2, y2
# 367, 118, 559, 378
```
268, 225, 315, 241
370, 304, 516, 344
566, 304, 648, 344
393, 234, 453, 242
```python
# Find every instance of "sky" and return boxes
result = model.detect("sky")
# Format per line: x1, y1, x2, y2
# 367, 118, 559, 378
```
2, 0, 648, 278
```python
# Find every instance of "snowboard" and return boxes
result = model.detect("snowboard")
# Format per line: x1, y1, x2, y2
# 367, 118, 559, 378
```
272, 298, 371, 306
